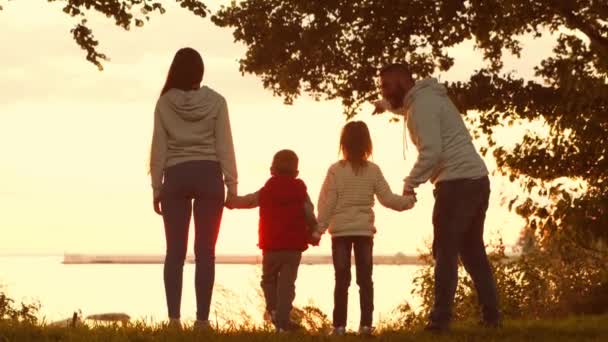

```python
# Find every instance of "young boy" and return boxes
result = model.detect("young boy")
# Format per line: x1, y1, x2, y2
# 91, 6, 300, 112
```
225, 149, 319, 332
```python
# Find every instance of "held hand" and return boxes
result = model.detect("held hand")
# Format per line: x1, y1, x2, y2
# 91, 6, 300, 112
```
402, 194, 417, 211
403, 186, 416, 197
400, 185, 417, 211
309, 231, 322, 246
153, 198, 162, 215
225, 193, 237, 209
372, 100, 387, 115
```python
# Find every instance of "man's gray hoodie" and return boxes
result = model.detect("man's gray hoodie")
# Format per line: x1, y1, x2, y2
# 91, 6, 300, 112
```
150, 86, 238, 199
378, 78, 488, 191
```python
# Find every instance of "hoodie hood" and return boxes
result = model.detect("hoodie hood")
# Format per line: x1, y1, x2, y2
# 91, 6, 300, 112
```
163, 86, 223, 122
404, 78, 447, 109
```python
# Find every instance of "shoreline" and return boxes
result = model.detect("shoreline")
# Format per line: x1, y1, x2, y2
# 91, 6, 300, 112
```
62, 253, 426, 265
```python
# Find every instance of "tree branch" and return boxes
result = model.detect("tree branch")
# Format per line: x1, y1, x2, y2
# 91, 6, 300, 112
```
547, 0, 608, 60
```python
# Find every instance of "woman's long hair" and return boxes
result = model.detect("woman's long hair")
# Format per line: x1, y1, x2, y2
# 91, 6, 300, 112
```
339, 121, 373, 175
160, 48, 205, 96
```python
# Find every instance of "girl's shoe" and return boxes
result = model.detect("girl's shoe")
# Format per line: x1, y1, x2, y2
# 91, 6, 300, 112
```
332, 326, 346, 336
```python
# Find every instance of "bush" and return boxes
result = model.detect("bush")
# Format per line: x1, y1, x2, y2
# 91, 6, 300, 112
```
291, 305, 332, 333
399, 237, 608, 326
0, 291, 40, 324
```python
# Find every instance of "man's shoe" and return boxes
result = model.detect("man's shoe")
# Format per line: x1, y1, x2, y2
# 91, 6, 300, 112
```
359, 326, 375, 337
424, 321, 449, 333
332, 326, 346, 336
480, 320, 502, 329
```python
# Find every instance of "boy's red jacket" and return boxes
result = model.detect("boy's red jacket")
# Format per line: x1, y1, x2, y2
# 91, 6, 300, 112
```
258, 175, 309, 251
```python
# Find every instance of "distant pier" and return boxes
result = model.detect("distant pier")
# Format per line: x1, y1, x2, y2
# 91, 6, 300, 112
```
63, 254, 425, 265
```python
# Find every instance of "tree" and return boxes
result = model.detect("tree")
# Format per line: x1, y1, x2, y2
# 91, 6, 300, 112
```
212, 0, 608, 250
0, 0, 209, 70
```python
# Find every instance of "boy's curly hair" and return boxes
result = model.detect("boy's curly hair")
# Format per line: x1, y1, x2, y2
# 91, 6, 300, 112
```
271, 150, 299, 177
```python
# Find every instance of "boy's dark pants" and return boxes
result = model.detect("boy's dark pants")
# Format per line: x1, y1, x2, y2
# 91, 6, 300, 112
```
261, 250, 302, 329
332, 236, 374, 328
430, 176, 500, 326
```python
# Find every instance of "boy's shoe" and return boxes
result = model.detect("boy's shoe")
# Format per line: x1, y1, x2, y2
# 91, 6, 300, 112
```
276, 320, 303, 333
193, 320, 213, 332
424, 321, 449, 333
263, 310, 277, 323
359, 326, 375, 337
286, 321, 304, 331
332, 326, 346, 336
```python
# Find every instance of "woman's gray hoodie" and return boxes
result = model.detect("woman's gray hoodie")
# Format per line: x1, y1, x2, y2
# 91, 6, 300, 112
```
150, 86, 238, 199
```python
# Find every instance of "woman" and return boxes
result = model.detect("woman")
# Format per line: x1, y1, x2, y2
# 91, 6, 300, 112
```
150, 47, 238, 328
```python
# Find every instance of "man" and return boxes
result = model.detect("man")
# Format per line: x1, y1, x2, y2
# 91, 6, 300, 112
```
373, 63, 500, 331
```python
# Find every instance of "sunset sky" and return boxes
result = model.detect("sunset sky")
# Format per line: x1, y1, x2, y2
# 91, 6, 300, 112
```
0, 1, 558, 256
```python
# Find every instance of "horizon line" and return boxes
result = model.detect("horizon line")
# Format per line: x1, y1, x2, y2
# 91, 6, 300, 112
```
62, 253, 427, 265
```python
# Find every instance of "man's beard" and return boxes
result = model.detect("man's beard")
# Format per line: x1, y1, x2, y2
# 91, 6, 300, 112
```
386, 85, 407, 109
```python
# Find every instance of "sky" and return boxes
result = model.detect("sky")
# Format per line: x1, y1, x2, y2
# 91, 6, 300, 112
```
0, 1, 559, 256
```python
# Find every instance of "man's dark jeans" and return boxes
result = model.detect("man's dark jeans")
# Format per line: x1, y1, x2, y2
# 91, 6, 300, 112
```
430, 176, 500, 326
261, 250, 302, 330
161, 160, 225, 321
332, 236, 374, 328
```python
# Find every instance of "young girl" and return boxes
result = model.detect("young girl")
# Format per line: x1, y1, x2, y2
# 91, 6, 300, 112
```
316, 121, 415, 336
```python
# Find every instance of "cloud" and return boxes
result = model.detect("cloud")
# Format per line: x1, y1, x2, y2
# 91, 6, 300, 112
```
0, 0, 253, 106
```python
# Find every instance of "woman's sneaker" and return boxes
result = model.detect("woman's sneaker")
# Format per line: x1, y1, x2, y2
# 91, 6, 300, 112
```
332, 326, 346, 336
359, 326, 374, 336
193, 320, 213, 332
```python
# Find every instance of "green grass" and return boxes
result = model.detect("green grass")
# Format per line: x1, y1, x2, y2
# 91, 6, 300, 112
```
1, 315, 608, 341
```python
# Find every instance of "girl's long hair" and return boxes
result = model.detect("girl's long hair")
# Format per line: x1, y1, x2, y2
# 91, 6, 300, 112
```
160, 47, 204, 96
339, 121, 373, 175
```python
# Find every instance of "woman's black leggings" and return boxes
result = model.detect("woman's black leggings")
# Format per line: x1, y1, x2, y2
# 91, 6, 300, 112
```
161, 160, 225, 321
